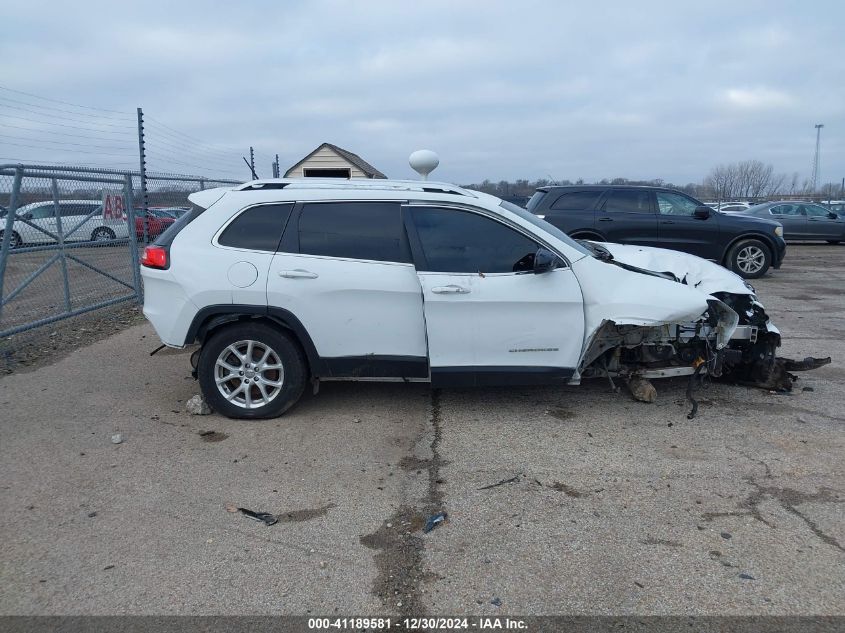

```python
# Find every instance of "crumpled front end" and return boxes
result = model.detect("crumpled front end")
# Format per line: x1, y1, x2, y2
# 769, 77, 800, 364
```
570, 244, 829, 406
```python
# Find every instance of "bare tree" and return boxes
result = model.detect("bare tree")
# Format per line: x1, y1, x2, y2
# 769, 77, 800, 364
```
704, 160, 788, 200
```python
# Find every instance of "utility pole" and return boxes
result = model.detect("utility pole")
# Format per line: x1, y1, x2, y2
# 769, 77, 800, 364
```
250, 146, 255, 178
811, 123, 824, 194
274, 153, 280, 178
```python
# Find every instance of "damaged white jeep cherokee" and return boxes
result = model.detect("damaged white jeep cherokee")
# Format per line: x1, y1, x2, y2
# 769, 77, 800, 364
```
140, 179, 826, 419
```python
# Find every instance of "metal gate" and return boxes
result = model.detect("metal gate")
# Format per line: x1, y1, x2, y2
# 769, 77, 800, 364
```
0, 164, 239, 340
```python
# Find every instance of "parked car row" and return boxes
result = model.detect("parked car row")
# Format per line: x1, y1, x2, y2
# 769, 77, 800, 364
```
0, 202, 190, 248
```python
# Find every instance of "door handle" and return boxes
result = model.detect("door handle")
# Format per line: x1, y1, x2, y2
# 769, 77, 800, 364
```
598, 217, 613, 222
431, 285, 470, 294
278, 269, 318, 279
661, 220, 676, 224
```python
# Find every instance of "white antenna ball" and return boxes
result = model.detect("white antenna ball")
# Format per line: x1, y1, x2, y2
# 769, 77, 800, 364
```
409, 150, 439, 180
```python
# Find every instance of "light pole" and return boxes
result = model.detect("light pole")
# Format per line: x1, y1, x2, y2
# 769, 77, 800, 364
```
811, 123, 824, 194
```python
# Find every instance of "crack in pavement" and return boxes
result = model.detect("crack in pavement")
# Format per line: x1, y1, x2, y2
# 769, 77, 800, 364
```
359, 389, 445, 616
703, 474, 845, 553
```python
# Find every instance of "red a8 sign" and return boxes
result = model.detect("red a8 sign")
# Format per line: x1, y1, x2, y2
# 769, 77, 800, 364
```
103, 193, 126, 221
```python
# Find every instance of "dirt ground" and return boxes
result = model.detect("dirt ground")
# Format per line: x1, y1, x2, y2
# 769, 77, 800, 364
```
0, 244, 843, 616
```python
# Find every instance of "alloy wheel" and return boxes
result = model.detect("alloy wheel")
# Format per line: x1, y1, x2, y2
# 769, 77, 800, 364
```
736, 245, 765, 274
214, 340, 285, 409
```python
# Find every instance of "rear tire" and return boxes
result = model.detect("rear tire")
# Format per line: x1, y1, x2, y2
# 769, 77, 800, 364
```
726, 239, 771, 279
198, 322, 307, 420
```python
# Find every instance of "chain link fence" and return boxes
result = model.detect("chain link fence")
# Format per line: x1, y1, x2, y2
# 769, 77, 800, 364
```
0, 163, 240, 370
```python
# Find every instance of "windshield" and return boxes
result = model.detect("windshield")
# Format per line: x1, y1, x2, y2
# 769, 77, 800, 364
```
499, 200, 592, 257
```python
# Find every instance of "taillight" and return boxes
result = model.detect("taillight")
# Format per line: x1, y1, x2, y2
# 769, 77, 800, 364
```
141, 245, 169, 269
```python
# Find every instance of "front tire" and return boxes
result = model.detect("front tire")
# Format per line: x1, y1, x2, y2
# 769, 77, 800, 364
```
827, 240, 841, 245
92, 227, 116, 242
727, 239, 771, 279
197, 322, 307, 419
0, 230, 22, 249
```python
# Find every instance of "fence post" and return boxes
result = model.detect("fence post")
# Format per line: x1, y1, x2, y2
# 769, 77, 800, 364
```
137, 107, 149, 245
124, 173, 143, 304
0, 166, 23, 322
51, 178, 72, 312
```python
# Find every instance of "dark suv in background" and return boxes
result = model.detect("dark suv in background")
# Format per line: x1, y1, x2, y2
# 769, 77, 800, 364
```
527, 186, 786, 278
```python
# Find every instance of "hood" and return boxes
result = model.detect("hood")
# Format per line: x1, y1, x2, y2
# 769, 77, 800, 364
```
590, 242, 753, 297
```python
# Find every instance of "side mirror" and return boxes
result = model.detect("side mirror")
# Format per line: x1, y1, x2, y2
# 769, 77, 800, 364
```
693, 206, 711, 219
533, 247, 559, 274
829, 212, 838, 219
21, 212, 33, 220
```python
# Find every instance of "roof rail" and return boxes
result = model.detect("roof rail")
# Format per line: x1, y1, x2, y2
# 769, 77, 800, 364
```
233, 178, 473, 197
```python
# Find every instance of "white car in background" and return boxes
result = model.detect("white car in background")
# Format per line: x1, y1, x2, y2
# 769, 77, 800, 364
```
0, 200, 129, 248
705, 201, 752, 213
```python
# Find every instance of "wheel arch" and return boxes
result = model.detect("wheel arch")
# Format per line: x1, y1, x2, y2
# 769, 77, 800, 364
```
721, 233, 777, 265
185, 305, 321, 377
569, 230, 606, 241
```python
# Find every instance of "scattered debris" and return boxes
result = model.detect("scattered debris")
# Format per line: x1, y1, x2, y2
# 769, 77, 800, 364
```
186, 395, 212, 415
103, 565, 114, 571
634, 581, 644, 589
627, 375, 657, 403
423, 511, 448, 533
149, 344, 166, 356
721, 532, 732, 540
478, 474, 522, 490
352, 417, 361, 424
199, 430, 228, 442
319, 560, 327, 569
686, 362, 706, 419
739, 573, 755, 580
550, 482, 584, 498
802, 386, 814, 392
491, 597, 502, 607
87, 511, 97, 518
110, 433, 123, 444
227, 505, 278, 526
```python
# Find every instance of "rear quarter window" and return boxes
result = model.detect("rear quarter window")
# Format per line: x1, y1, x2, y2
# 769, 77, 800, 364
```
550, 190, 602, 211
217, 203, 293, 251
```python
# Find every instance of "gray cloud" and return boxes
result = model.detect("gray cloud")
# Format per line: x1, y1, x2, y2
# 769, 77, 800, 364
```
1, 0, 843, 185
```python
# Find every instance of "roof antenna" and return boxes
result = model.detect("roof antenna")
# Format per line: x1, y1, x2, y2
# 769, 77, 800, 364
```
409, 150, 439, 181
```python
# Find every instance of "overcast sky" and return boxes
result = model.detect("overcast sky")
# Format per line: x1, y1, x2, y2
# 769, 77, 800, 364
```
1, 0, 843, 186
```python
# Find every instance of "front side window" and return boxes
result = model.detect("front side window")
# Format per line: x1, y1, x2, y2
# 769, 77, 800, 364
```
656, 192, 699, 216
410, 207, 538, 273
769, 204, 800, 216
298, 202, 408, 263
218, 203, 293, 251
550, 190, 602, 211
602, 190, 653, 214
802, 204, 830, 217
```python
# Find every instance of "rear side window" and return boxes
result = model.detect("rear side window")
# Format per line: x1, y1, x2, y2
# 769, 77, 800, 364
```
154, 203, 206, 247
410, 207, 538, 274
602, 190, 653, 214
550, 190, 602, 211
526, 191, 546, 212
297, 202, 408, 263
218, 203, 292, 251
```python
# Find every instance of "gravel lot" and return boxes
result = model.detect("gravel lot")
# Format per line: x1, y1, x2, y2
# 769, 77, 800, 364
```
1, 244, 843, 616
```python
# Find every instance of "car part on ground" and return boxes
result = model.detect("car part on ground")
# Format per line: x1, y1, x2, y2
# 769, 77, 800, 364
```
140, 179, 828, 420
527, 185, 786, 278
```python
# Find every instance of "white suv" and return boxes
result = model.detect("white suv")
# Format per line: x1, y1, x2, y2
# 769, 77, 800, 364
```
141, 179, 782, 419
